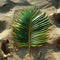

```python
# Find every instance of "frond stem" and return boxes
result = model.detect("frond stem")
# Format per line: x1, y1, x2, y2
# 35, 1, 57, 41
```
28, 19, 32, 55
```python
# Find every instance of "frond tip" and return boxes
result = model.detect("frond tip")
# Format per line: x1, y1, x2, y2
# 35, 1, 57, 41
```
13, 7, 50, 47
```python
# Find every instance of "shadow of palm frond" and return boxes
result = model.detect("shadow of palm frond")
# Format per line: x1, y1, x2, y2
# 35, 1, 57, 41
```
0, 0, 32, 13
39, 3, 52, 9
0, 21, 7, 33
46, 0, 60, 9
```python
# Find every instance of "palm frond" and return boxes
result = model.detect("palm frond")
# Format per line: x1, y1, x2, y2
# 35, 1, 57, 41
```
13, 7, 50, 47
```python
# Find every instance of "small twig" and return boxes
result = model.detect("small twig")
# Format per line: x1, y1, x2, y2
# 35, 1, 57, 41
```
37, 51, 42, 60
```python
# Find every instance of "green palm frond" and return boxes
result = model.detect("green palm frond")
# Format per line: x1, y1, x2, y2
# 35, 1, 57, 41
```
13, 7, 50, 47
